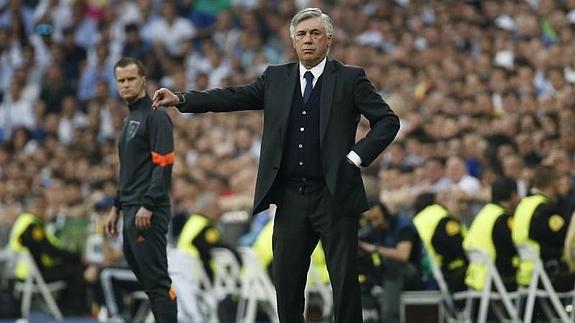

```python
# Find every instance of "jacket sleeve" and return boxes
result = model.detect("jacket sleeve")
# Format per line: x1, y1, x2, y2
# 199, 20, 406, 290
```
492, 214, 517, 259
529, 203, 567, 248
142, 109, 174, 211
351, 68, 400, 166
179, 68, 266, 113
432, 217, 468, 268
19, 223, 78, 261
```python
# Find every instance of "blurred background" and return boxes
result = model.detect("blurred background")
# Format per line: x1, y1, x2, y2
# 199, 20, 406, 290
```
0, 0, 574, 322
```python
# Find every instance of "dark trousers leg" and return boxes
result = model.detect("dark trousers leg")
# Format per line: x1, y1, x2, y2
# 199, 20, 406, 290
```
272, 186, 362, 323
317, 194, 363, 323
123, 206, 177, 323
43, 262, 89, 315
272, 187, 319, 323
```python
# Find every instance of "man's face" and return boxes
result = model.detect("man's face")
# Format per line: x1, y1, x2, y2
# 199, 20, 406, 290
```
425, 160, 443, 182
292, 17, 332, 68
30, 197, 47, 219
115, 63, 145, 103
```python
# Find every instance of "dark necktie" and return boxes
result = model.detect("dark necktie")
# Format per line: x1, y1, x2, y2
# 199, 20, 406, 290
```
303, 71, 314, 104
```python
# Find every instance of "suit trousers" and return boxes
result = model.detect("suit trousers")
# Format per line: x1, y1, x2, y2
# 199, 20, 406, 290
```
122, 205, 177, 323
272, 184, 362, 323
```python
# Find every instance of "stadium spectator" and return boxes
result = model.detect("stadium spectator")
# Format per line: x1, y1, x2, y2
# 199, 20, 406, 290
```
0, 0, 575, 320
502, 154, 528, 198
445, 155, 482, 198
141, 0, 195, 56
359, 200, 424, 323
421, 156, 451, 193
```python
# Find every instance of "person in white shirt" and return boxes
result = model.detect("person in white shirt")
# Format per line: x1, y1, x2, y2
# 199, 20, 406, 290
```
141, 1, 195, 56
446, 155, 482, 196
0, 81, 35, 141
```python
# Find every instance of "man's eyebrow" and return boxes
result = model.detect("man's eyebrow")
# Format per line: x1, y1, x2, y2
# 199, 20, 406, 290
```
297, 28, 322, 33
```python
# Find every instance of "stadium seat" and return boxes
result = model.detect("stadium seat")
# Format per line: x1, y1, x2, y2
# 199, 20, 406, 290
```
6, 250, 66, 321
168, 248, 219, 323
424, 245, 474, 323
517, 244, 574, 323
236, 247, 279, 323
100, 268, 143, 321
211, 247, 242, 301
464, 248, 520, 323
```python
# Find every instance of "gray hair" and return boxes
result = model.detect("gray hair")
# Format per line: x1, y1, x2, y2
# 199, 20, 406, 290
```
289, 8, 333, 39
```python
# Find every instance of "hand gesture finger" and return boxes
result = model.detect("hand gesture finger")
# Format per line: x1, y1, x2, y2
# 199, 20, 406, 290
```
152, 88, 178, 109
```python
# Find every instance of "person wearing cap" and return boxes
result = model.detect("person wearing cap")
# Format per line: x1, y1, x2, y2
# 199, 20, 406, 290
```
152, 7, 399, 323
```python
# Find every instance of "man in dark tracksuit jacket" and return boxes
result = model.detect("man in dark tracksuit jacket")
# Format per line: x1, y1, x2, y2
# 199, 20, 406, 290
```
105, 57, 177, 323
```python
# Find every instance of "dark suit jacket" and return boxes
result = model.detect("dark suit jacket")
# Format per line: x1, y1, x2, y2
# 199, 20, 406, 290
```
180, 58, 400, 217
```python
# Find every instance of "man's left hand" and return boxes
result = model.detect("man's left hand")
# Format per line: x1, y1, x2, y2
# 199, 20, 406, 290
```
135, 206, 153, 230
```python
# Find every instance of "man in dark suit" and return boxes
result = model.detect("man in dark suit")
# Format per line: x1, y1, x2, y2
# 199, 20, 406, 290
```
152, 7, 399, 323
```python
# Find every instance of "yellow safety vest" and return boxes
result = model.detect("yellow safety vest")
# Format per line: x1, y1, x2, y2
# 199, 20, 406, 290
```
252, 219, 330, 283
177, 214, 210, 257
463, 203, 506, 290
512, 194, 548, 286
9, 213, 61, 280
413, 204, 466, 271
253, 219, 274, 269
177, 214, 219, 272
310, 241, 330, 284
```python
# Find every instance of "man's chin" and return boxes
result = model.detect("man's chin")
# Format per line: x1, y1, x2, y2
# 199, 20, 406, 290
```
121, 93, 136, 100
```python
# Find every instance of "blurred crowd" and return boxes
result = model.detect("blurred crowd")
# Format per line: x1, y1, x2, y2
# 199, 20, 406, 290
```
1, 0, 575, 321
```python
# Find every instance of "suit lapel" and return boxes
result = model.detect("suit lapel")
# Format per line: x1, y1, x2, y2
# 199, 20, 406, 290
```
276, 63, 298, 140
320, 59, 336, 144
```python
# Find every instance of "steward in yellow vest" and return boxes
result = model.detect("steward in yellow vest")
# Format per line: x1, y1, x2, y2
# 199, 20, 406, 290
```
413, 192, 468, 293
512, 166, 574, 290
464, 177, 519, 291
177, 213, 241, 281
8, 193, 88, 315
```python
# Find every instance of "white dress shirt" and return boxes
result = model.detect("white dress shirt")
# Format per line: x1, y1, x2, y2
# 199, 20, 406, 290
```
298, 58, 363, 167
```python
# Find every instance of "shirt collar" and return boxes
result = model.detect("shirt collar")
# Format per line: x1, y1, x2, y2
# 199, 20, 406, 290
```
530, 188, 552, 200
299, 57, 327, 81
128, 95, 151, 111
